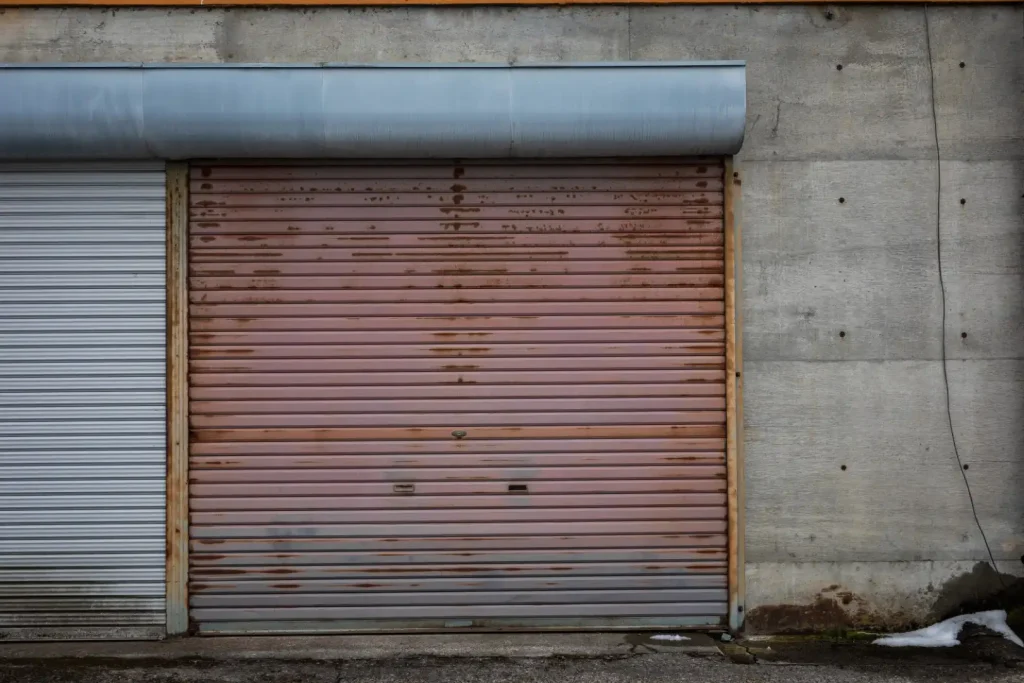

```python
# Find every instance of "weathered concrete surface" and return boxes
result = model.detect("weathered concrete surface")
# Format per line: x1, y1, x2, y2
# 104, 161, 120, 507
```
0, 4, 1021, 633
940, 161, 1024, 361
744, 361, 993, 562
745, 561, 1024, 633
740, 160, 943, 362
2, 646, 1024, 683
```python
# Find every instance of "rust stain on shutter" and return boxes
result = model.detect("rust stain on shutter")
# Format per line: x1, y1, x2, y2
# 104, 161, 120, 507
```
188, 160, 728, 633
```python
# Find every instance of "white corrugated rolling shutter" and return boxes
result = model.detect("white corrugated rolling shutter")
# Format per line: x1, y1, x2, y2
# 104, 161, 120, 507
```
0, 163, 167, 640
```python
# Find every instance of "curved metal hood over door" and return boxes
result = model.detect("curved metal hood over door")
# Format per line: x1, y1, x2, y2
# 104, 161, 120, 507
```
0, 63, 746, 160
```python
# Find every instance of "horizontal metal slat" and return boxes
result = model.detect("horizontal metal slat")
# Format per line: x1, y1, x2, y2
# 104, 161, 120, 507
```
0, 362, 164, 377
0, 421, 165, 437
194, 191, 723, 208
193, 424, 726, 442
0, 524, 165, 540
189, 343, 725, 361
0, 349, 164, 363
189, 464, 725, 484
190, 247, 725, 264
0, 493, 163, 507
191, 218, 723, 236
189, 356, 725, 374
0, 216, 166, 229
0, 245, 163, 260
190, 437, 725, 456
192, 233, 725, 252
193, 205, 723, 222
0, 464, 164, 480
0, 392, 164, 407
190, 602, 728, 621
0, 288, 165, 303
0, 406, 164, 420
191, 274, 725, 291
0, 333, 165, 348
190, 301, 724, 317
190, 478, 724, 498
190, 259, 722, 277
0, 597, 164, 613
190, 551, 726, 570
0, 612, 164, 626
0, 538, 164, 553
190, 519, 727, 540
189, 533, 726, 554
0, 435, 164, 450
190, 315, 726, 333
0, 303, 164, 317
190, 397, 726, 415
191, 574, 725, 595
0, 582, 164, 596
0, 480, 163, 495
190, 370, 725, 389
188, 383, 724, 402
193, 506, 724, 526
0, 186, 165, 200
191, 288, 725, 305
0, 377, 164, 391
0, 557, 163, 570
189, 492, 726, 512
190, 178, 723, 194
0, 260, 165, 275
0, 318, 165, 333
0, 274, 165, 288
189, 410, 726, 429
191, 588, 727, 609
0, 509, 163, 524
194, 164, 721, 181
0, 200, 164, 215
0, 229, 165, 244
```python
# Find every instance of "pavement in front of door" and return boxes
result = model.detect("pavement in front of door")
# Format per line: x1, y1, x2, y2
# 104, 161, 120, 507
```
2, 632, 1024, 683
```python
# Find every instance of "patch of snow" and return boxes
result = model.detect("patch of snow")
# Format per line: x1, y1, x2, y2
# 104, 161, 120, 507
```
873, 610, 1023, 649
650, 634, 690, 642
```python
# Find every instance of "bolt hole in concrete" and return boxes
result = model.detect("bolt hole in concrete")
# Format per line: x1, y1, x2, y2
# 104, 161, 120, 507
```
960, 61, 967, 68
836, 64, 843, 71
963, 464, 970, 471
962, 332, 968, 339
838, 197, 846, 204
841, 465, 847, 471
839, 330, 846, 338
960, 198, 967, 205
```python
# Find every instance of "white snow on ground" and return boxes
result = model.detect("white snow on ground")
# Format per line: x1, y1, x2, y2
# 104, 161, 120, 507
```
650, 634, 690, 642
873, 610, 1023, 648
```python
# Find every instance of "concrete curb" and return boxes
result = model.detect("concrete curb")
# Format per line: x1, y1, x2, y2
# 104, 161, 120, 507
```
0, 633, 724, 662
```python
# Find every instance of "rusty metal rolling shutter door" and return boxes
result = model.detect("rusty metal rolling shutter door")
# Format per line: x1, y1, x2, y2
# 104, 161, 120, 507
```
188, 160, 728, 633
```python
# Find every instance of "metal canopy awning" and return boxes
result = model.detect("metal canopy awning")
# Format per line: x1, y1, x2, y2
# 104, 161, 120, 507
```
0, 63, 745, 160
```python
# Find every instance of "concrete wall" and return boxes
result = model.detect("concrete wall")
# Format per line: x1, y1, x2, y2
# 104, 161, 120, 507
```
2, 3, 1021, 632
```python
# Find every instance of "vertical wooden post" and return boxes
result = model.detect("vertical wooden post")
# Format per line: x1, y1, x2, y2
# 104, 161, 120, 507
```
724, 158, 746, 633
166, 162, 190, 636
